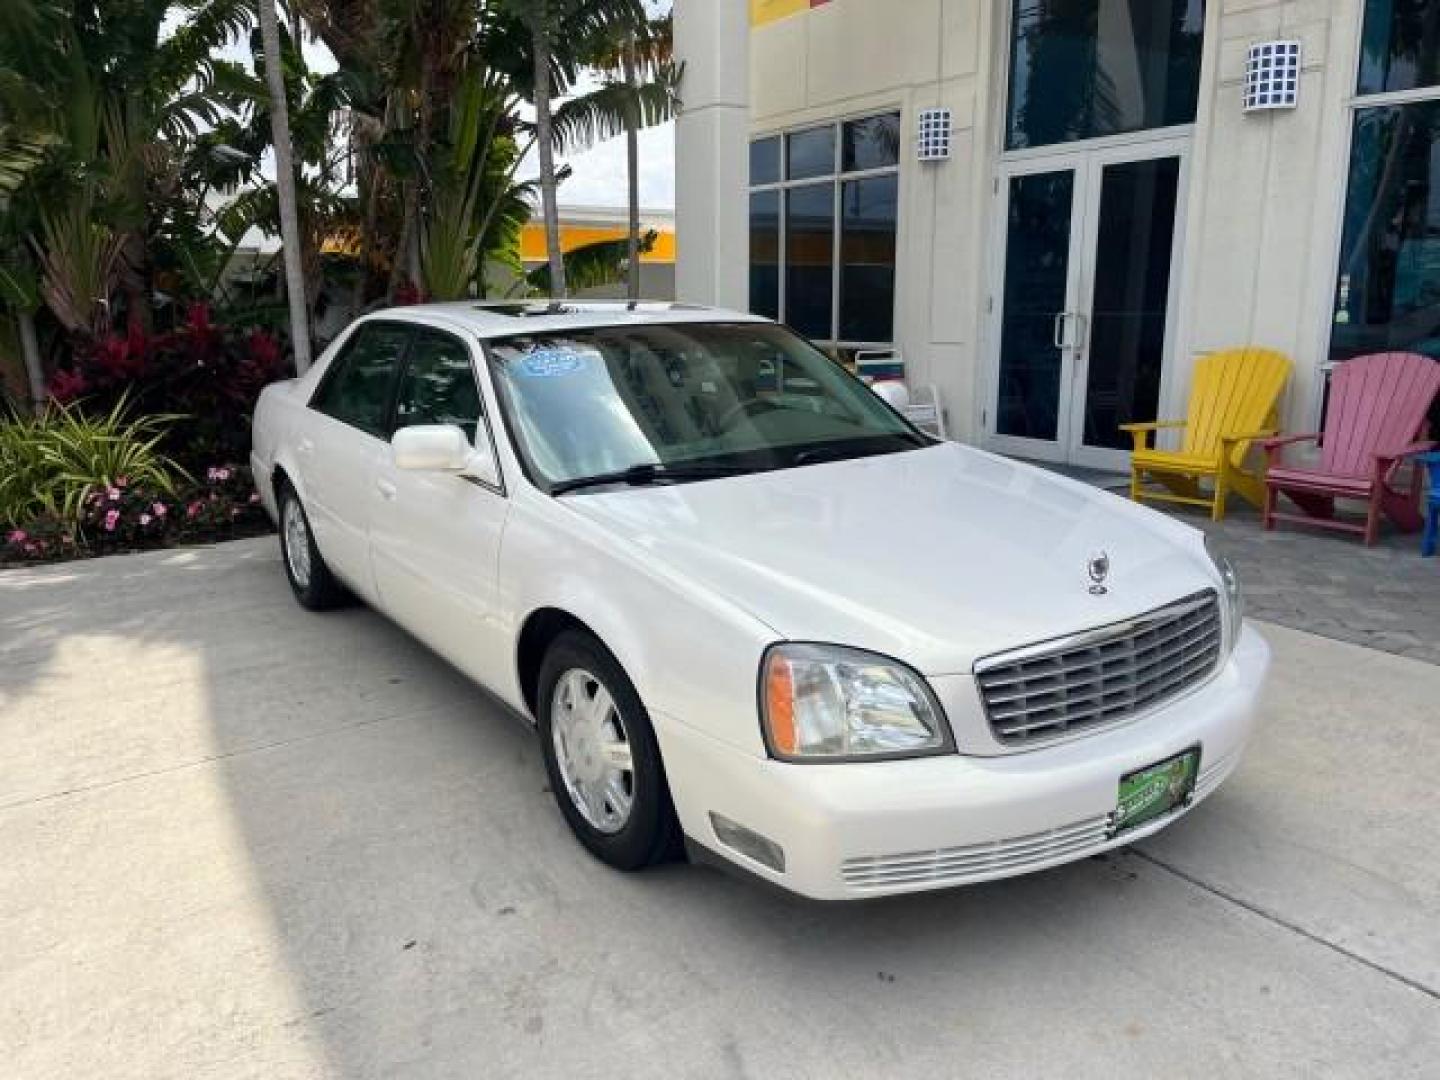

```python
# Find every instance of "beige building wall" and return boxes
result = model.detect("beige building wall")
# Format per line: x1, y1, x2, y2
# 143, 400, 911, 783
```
750, 0, 1365, 445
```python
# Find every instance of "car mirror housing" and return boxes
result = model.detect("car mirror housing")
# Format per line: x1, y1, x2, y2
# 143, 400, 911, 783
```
392, 424, 471, 472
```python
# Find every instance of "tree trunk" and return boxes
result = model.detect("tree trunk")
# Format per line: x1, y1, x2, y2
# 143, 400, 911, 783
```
18, 307, 45, 416
532, 17, 567, 298
258, 0, 313, 373
624, 43, 641, 302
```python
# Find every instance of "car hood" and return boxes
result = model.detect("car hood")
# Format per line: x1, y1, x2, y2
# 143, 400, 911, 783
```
562, 443, 1219, 674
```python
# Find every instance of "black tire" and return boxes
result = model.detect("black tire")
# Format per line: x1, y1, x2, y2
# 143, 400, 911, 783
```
276, 480, 348, 611
537, 630, 683, 871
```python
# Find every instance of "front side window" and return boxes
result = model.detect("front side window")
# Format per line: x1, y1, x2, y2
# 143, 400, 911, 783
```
1005, 0, 1205, 150
487, 322, 924, 490
311, 323, 412, 435
747, 111, 901, 349
393, 330, 484, 444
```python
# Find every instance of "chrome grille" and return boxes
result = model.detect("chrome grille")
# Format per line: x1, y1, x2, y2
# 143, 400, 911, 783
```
975, 591, 1222, 746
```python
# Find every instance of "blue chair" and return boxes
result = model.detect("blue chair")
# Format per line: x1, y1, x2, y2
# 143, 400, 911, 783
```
1422, 452, 1440, 556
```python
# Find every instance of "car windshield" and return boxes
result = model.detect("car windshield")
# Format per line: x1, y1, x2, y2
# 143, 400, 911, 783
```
486, 322, 926, 491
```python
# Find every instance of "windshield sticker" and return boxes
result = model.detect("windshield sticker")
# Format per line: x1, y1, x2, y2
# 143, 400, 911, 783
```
518, 349, 588, 378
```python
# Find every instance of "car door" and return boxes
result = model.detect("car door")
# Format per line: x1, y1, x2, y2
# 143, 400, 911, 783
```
301, 322, 413, 600
368, 327, 512, 689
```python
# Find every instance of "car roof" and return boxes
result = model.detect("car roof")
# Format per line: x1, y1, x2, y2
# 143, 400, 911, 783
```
375, 300, 769, 340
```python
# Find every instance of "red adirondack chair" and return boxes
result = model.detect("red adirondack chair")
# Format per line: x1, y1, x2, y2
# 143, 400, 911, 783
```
1261, 352, 1440, 545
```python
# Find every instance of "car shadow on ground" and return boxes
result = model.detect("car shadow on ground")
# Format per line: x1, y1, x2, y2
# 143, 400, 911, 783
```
2, 538, 1437, 1078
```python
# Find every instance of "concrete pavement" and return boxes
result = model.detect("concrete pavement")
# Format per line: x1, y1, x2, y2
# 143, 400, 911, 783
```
2, 537, 1437, 1079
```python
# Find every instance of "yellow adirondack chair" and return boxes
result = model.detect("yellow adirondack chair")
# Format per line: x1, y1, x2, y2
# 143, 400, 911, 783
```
1121, 347, 1292, 521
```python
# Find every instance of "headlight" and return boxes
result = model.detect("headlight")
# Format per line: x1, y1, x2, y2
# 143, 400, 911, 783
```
1205, 536, 1244, 644
760, 643, 952, 761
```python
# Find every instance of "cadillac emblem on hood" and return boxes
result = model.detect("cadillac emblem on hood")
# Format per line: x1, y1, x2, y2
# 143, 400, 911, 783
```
1087, 551, 1110, 595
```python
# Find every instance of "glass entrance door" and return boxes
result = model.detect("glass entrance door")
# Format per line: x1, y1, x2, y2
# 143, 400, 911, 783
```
986, 141, 1186, 470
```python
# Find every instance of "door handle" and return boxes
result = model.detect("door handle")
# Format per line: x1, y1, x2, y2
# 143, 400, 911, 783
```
1053, 312, 1067, 349
376, 479, 397, 500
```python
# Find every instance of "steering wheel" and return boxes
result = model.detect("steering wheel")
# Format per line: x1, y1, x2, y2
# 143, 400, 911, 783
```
716, 397, 780, 432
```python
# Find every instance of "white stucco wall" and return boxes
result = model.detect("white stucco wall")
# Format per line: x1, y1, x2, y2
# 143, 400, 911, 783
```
746, 0, 1366, 445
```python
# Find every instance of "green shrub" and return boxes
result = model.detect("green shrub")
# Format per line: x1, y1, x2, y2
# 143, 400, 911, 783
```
0, 396, 187, 528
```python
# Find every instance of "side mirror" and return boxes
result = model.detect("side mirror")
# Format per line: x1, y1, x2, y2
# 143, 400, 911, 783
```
392, 424, 471, 472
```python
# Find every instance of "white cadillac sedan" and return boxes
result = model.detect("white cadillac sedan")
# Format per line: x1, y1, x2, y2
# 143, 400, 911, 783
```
251, 302, 1269, 899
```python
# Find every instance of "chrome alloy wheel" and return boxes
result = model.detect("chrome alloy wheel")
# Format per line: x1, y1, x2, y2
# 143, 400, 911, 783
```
282, 497, 312, 590
551, 667, 635, 834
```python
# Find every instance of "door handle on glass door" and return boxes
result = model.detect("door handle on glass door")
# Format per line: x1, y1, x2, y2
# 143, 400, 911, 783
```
376, 479, 397, 500
1053, 312, 1067, 350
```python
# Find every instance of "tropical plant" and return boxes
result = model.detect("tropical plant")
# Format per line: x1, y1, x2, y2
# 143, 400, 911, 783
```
565, 11, 679, 299
498, 0, 647, 298
0, 394, 185, 527
523, 230, 655, 296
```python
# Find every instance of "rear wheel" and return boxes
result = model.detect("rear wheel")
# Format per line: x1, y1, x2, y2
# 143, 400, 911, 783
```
537, 631, 682, 870
277, 482, 347, 611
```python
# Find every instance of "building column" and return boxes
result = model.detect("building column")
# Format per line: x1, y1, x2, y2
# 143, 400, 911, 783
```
673, 0, 750, 309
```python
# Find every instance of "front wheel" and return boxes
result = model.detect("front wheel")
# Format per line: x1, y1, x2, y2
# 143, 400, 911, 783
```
277, 482, 348, 611
537, 631, 682, 870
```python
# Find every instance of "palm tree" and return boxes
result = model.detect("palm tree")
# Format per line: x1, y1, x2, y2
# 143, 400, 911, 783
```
563, 12, 679, 300
500, 0, 646, 299
257, 0, 313, 372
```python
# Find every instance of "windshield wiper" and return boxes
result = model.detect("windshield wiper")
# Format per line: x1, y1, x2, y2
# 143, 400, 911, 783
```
550, 462, 753, 496
791, 434, 930, 468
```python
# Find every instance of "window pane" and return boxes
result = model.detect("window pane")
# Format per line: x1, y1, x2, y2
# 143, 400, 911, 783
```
394, 332, 483, 444
1358, 0, 1440, 95
313, 324, 411, 435
749, 190, 781, 320
996, 170, 1074, 441
784, 184, 834, 339
839, 175, 898, 342
750, 136, 780, 185
1006, 0, 1205, 150
1083, 157, 1180, 450
1330, 102, 1440, 369
787, 125, 835, 180
842, 113, 901, 172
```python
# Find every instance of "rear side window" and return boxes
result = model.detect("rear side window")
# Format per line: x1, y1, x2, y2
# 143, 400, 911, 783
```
311, 323, 412, 435
393, 330, 484, 444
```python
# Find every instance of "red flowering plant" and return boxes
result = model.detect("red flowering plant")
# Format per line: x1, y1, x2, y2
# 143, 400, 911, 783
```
48, 303, 289, 470
3, 464, 271, 564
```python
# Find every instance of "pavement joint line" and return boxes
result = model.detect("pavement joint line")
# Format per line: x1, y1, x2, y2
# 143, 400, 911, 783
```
0, 711, 400, 814
1133, 848, 1440, 1004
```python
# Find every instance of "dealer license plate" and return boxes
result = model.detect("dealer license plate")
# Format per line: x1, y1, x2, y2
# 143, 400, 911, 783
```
1112, 748, 1200, 836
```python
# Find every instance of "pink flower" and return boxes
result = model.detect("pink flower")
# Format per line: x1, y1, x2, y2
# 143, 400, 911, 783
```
139, 513, 152, 527
6, 529, 26, 546
104, 509, 120, 532
206, 466, 232, 483
152, 502, 167, 518
186, 501, 203, 520
248, 491, 260, 504
23, 542, 38, 556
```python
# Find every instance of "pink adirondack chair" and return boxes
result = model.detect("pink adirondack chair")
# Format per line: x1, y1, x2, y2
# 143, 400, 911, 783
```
1261, 352, 1440, 545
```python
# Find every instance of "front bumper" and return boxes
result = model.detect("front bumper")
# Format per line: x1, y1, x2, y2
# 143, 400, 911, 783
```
654, 624, 1270, 900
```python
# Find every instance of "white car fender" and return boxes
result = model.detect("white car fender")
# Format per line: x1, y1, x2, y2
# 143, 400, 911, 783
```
498, 492, 778, 758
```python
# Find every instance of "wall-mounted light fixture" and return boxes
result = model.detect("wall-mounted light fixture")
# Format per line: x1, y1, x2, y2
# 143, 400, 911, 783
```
1244, 41, 1301, 112
917, 107, 952, 161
